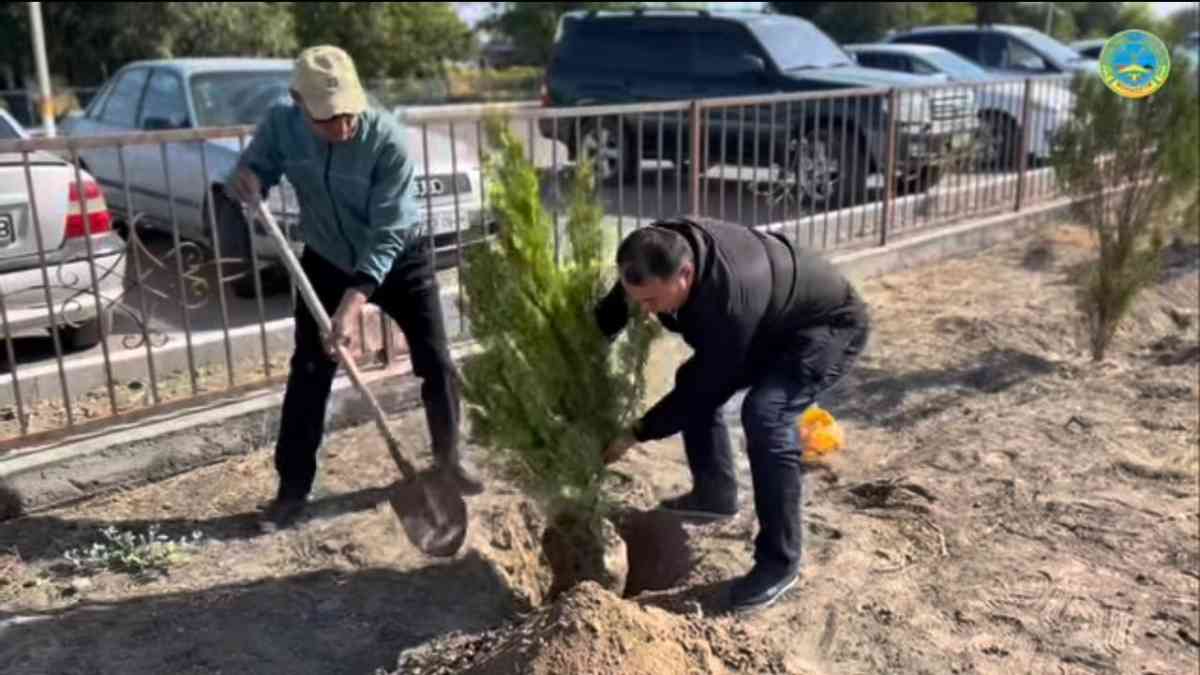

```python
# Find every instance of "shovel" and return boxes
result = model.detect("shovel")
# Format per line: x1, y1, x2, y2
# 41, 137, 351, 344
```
247, 200, 467, 558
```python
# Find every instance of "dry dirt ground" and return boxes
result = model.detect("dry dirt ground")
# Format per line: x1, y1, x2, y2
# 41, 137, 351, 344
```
0, 222, 1197, 675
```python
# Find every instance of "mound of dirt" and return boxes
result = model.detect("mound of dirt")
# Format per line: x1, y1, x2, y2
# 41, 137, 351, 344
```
387, 582, 794, 675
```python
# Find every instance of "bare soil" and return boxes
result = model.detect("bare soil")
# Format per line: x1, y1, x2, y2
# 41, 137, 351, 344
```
1, 223, 1197, 675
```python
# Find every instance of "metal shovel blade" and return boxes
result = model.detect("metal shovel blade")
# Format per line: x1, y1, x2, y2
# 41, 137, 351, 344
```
245, 200, 469, 558
389, 467, 467, 558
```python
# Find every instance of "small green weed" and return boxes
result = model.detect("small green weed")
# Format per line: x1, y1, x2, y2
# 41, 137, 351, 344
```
62, 525, 204, 578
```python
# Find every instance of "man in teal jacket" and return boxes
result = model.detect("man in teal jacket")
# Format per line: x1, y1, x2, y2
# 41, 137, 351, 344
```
227, 45, 484, 532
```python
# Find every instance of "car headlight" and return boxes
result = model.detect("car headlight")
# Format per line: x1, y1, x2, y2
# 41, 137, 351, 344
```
882, 91, 931, 124
962, 89, 978, 113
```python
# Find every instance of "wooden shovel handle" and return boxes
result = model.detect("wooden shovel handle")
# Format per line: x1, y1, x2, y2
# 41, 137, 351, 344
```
248, 201, 418, 479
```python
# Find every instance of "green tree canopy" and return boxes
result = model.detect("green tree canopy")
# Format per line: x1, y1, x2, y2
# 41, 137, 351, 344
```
1, 3, 299, 87
151, 3, 298, 60
481, 2, 635, 67
294, 3, 476, 80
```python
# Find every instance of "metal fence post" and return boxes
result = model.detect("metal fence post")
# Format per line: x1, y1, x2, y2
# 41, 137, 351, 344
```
689, 99, 703, 217
1014, 78, 1034, 212
881, 88, 899, 246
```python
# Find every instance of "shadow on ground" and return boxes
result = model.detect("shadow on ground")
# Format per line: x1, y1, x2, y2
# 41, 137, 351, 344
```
0, 552, 518, 675
1051, 238, 1200, 290
0, 485, 393, 564
831, 347, 1057, 430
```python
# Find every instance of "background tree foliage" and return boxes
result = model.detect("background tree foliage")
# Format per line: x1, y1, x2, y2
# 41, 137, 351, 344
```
0, 1, 475, 88
1049, 69, 1199, 362
151, 3, 298, 60
293, 2, 476, 80
480, 2, 628, 67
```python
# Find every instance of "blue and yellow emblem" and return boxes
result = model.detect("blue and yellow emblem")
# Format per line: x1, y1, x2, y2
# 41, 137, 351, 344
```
1099, 30, 1171, 99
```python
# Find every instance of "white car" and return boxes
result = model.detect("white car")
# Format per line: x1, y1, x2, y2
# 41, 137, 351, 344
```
59, 58, 491, 297
846, 43, 1075, 169
0, 109, 125, 349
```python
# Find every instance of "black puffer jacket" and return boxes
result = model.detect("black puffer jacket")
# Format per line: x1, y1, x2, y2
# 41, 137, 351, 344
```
595, 217, 869, 442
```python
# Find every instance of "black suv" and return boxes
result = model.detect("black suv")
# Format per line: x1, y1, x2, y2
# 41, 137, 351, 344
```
538, 9, 980, 203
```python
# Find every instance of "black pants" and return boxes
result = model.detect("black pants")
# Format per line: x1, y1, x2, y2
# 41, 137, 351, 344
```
684, 317, 870, 574
274, 246, 461, 500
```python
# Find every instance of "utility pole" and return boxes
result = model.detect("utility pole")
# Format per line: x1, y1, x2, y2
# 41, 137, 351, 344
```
1044, 2, 1055, 35
28, 2, 55, 138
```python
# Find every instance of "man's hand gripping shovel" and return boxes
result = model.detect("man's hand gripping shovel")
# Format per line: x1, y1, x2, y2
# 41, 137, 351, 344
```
245, 200, 468, 558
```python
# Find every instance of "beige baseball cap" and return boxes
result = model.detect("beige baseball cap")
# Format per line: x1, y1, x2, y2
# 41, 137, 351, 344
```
291, 45, 368, 120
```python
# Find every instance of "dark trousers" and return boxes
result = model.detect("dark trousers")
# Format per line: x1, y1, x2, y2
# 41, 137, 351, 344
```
684, 318, 870, 573
274, 246, 461, 500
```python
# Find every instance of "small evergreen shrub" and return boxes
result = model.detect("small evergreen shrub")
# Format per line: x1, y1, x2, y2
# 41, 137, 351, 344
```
1050, 69, 1199, 361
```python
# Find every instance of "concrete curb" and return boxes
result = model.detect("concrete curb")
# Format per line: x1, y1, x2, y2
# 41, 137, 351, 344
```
831, 194, 1071, 284
0, 341, 479, 518
0, 193, 1073, 519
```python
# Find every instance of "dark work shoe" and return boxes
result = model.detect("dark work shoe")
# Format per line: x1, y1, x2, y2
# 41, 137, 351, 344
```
438, 461, 485, 496
657, 491, 738, 523
257, 497, 308, 533
728, 565, 801, 614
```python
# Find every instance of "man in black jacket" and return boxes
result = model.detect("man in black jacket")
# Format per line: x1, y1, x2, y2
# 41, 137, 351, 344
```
596, 216, 869, 613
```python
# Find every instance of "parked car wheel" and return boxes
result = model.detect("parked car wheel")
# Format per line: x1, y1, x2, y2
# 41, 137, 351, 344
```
785, 122, 870, 210
575, 119, 637, 185
897, 163, 944, 196
979, 111, 1021, 171
232, 263, 292, 300
56, 309, 112, 351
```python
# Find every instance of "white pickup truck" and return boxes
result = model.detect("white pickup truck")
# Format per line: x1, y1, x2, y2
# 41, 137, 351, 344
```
0, 109, 126, 350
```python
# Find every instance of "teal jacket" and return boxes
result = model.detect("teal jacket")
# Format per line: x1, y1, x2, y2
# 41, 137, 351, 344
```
234, 103, 421, 289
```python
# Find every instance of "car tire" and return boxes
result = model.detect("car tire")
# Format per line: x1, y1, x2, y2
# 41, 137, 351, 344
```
58, 308, 112, 351
232, 263, 292, 300
576, 119, 638, 185
783, 122, 870, 211
979, 112, 1021, 172
207, 185, 289, 300
897, 163, 944, 196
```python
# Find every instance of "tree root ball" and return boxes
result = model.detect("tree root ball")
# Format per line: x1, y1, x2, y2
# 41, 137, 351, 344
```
540, 507, 692, 600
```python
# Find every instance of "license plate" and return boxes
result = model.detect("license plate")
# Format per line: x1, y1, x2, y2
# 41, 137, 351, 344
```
0, 213, 15, 246
415, 174, 469, 199
951, 132, 974, 149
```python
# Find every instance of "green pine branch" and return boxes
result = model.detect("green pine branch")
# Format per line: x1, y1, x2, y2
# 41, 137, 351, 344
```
459, 114, 662, 521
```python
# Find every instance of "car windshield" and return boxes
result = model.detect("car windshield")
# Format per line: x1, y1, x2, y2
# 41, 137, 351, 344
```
750, 18, 854, 70
1014, 28, 1086, 64
190, 70, 295, 128
920, 49, 991, 79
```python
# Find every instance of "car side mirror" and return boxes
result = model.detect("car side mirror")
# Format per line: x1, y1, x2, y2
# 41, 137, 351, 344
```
740, 54, 768, 74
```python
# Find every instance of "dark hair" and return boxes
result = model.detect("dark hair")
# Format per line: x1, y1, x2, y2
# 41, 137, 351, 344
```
616, 225, 693, 285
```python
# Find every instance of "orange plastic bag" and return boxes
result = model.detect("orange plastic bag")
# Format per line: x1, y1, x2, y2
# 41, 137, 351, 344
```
798, 405, 845, 459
